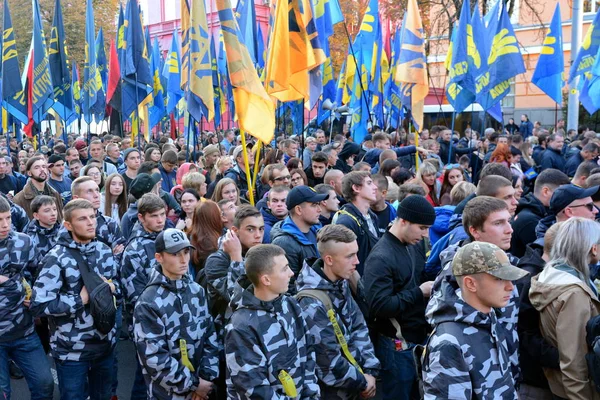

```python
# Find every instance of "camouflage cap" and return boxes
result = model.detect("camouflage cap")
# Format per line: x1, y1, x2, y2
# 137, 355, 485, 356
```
452, 241, 528, 281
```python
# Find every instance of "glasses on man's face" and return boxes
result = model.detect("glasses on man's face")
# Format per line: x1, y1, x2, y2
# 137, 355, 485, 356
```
273, 175, 291, 182
569, 202, 596, 212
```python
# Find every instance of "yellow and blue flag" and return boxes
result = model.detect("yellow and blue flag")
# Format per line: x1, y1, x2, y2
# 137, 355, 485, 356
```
235, 0, 258, 65
162, 30, 183, 114
216, 0, 275, 143
120, 0, 153, 120
149, 37, 166, 128
210, 36, 225, 128
370, 19, 385, 126
257, 24, 266, 69
93, 28, 107, 120
82, 0, 100, 123
31, 0, 54, 123
476, 3, 525, 112
186, 0, 214, 123
180, 0, 191, 91
69, 63, 81, 125
48, 0, 74, 122
387, 27, 403, 129
395, 0, 428, 130
531, 3, 564, 105
2, 0, 27, 125
569, 9, 600, 83
446, 0, 475, 112
218, 30, 235, 121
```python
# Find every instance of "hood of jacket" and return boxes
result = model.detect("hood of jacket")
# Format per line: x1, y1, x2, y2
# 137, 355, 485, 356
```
260, 206, 283, 226
129, 221, 160, 242
426, 274, 494, 329
529, 265, 598, 311
517, 242, 545, 275
295, 258, 346, 293
229, 274, 287, 313
269, 216, 320, 246
54, 228, 99, 256
176, 162, 194, 185
516, 193, 548, 218
25, 219, 60, 237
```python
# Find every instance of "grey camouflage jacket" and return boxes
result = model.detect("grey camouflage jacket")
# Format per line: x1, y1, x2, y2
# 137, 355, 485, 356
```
24, 219, 60, 267
296, 260, 380, 399
121, 222, 159, 313
134, 265, 220, 400
0, 231, 37, 342
30, 229, 120, 361
434, 240, 521, 383
423, 275, 518, 399
225, 275, 320, 399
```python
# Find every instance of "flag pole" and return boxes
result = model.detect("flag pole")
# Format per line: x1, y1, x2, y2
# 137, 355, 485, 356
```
342, 21, 372, 124
240, 129, 255, 205
186, 114, 192, 162
449, 110, 456, 165
252, 140, 262, 192
135, 72, 141, 150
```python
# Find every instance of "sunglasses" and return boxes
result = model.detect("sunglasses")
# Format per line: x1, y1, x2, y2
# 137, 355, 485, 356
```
444, 164, 461, 170
568, 202, 596, 212
273, 175, 291, 182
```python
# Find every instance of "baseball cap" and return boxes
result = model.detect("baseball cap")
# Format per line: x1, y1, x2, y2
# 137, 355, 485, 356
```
155, 229, 195, 254
130, 172, 162, 200
550, 184, 600, 214
286, 185, 329, 210
203, 144, 220, 157
74, 140, 87, 151
453, 242, 528, 281
48, 154, 64, 166
232, 144, 252, 160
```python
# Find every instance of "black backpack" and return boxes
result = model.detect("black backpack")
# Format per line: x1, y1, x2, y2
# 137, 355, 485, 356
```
64, 246, 117, 335
586, 314, 600, 393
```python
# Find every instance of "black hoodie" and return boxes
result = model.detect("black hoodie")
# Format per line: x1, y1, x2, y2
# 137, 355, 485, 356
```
516, 241, 559, 389
511, 194, 548, 257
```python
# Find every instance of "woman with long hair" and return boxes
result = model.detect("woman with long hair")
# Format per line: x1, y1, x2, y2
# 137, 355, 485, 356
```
264, 148, 285, 166
490, 143, 512, 169
145, 147, 162, 163
439, 166, 465, 206
286, 157, 303, 171
189, 200, 223, 275
530, 218, 600, 400
416, 161, 441, 207
290, 168, 308, 188
82, 164, 105, 191
176, 189, 201, 232
101, 173, 128, 221
211, 177, 240, 205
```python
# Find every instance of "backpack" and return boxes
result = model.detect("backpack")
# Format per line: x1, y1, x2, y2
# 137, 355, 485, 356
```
586, 314, 600, 393
64, 246, 117, 335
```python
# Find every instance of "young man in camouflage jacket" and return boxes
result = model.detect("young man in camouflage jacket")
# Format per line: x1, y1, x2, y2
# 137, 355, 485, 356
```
296, 225, 380, 400
121, 192, 166, 400
423, 242, 527, 399
30, 199, 120, 400
225, 244, 320, 399
25, 195, 61, 265
134, 229, 220, 400
0, 196, 54, 400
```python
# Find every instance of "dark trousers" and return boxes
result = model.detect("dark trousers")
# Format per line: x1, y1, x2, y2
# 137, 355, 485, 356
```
0, 333, 54, 400
55, 349, 114, 400
376, 334, 420, 400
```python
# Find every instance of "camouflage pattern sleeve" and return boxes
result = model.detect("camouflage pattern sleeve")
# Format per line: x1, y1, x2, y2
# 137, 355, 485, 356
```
196, 288, 220, 381
30, 253, 84, 318
205, 255, 230, 302
422, 333, 472, 400
225, 261, 245, 299
134, 301, 200, 396
121, 250, 149, 306
302, 301, 368, 391
346, 296, 380, 374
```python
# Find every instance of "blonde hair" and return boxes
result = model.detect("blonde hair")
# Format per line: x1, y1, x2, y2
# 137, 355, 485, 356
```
182, 172, 206, 193
450, 181, 476, 205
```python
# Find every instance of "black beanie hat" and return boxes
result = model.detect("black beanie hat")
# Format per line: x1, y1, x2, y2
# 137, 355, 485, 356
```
397, 195, 436, 226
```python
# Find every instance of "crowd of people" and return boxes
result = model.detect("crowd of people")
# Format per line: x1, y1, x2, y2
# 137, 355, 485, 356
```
2, 116, 600, 400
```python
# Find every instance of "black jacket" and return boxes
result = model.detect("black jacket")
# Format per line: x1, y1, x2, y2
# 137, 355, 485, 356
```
332, 202, 380, 276
540, 148, 565, 172
511, 194, 548, 258
304, 166, 325, 187
516, 242, 559, 389
564, 151, 584, 177
438, 139, 475, 165
362, 231, 429, 344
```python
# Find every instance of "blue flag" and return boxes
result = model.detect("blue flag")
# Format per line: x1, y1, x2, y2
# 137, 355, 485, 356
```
210, 37, 224, 129
2, 0, 27, 124
531, 4, 564, 105
235, 0, 258, 65
162, 30, 183, 114
82, 0, 101, 123
149, 37, 166, 128
69, 63, 81, 125
257, 24, 265, 69
93, 27, 107, 120
446, 0, 475, 112
387, 27, 402, 129
49, 0, 74, 122
569, 9, 600, 83
121, 0, 153, 119
31, 0, 54, 123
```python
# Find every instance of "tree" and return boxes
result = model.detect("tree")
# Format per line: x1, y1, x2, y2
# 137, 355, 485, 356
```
2, 0, 119, 73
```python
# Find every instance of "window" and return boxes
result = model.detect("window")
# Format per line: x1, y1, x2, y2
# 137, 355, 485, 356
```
584, 0, 600, 14
501, 80, 516, 108
165, 0, 179, 21
486, 0, 520, 25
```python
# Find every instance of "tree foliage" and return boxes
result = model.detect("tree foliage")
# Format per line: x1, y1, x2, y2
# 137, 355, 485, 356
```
1, 0, 119, 73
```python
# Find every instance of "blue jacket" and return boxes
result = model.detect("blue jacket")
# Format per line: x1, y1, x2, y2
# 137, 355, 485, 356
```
430, 205, 455, 246
520, 120, 534, 138
159, 165, 177, 193
362, 146, 417, 167
540, 148, 565, 172
260, 207, 283, 244
564, 151, 583, 177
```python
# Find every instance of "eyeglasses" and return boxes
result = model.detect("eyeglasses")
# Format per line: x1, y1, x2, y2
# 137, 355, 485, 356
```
273, 175, 291, 182
88, 172, 101, 177
568, 202, 596, 212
